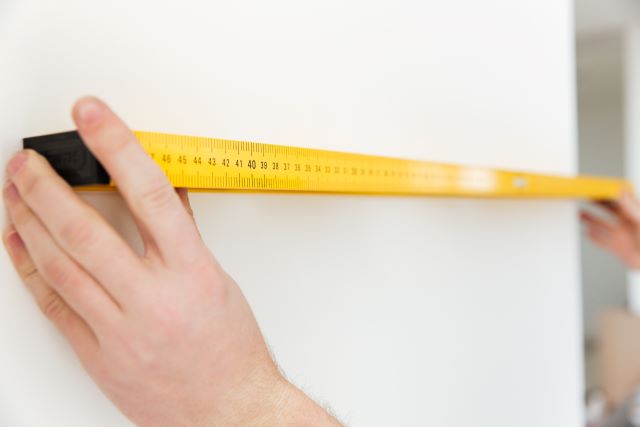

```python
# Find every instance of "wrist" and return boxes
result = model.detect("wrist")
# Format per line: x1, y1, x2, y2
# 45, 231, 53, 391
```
267, 377, 342, 426
216, 367, 341, 426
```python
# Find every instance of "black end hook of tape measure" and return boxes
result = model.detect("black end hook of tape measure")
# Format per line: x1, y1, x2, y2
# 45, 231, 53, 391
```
23, 131, 109, 186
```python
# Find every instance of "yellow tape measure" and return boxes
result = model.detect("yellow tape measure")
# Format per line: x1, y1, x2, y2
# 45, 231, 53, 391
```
23, 130, 631, 199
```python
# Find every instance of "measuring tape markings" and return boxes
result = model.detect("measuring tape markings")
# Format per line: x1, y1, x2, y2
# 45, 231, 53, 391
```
22, 130, 630, 199
132, 131, 627, 199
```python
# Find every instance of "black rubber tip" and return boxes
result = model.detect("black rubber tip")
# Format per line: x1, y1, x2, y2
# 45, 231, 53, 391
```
22, 131, 109, 186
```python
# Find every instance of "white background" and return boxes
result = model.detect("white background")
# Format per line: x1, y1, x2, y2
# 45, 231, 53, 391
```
0, 1, 582, 425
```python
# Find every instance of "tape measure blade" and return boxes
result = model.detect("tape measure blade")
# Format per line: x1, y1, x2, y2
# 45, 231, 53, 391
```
23, 130, 631, 200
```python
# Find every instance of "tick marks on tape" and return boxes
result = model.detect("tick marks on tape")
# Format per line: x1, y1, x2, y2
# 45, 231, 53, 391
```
23, 130, 630, 199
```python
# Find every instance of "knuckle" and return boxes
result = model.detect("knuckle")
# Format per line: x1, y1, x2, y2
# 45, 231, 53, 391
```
208, 271, 231, 304
41, 257, 75, 291
39, 292, 68, 321
60, 216, 96, 249
21, 264, 39, 282
186, 254, 229, 302
103, 133, 135, 156
138, 181, 175, 212
186, 273, 230, 314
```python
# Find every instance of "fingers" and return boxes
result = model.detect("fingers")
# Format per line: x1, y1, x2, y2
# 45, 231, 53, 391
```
176, 188, 194, 218
176, 188, 202, 240
584, 222, 623, 256
580, 211, 615, 233
3, 181, 120, 332
2, 226, 100, 358
593, 192, 640, 227
581, 211, 619, 249
581, 209, 639, 265
124, 188, 196, 258
586, 225, 613, 248
595, 200, 622, 216
176, 188, 197, 221
72, 97, 201, 264
618, 191, 640, 224
6, 149, 143, 302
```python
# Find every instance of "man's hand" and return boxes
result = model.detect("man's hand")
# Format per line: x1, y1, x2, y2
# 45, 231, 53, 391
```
2, 97, 339, 426
581, 192, 640, 269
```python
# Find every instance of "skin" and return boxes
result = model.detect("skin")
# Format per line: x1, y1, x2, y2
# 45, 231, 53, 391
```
581, 192, 640, 268
2, 97, 340, 427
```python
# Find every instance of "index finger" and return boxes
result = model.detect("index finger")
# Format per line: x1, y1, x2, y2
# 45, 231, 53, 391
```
72, 97, 201, 263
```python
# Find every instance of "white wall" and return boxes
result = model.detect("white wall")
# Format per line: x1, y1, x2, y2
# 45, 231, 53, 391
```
576, 34, 627, 339
0, 1, 582, 426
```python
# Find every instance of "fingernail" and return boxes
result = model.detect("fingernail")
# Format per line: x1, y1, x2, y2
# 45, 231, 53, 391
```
3, 181, 19, 203
6, 151, 27, 177
76, 98, 104, 126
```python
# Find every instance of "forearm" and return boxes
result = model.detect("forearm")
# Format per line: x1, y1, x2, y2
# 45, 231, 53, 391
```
195, 364, 341, 427
273, 380, 342, 427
